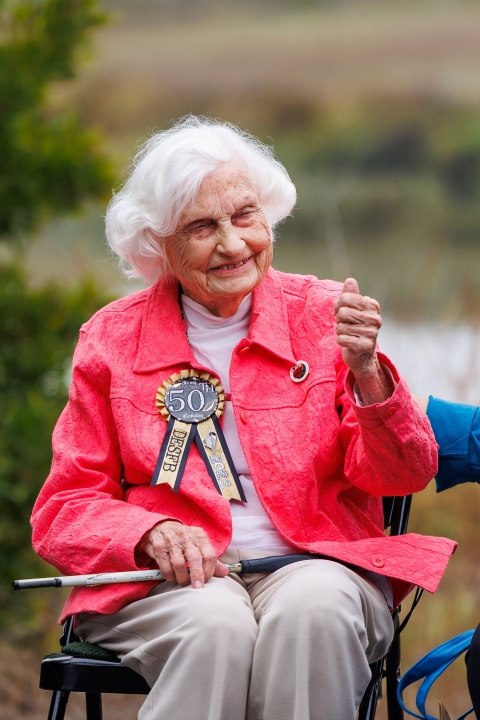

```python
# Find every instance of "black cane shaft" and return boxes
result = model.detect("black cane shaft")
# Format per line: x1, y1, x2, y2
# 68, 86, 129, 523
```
13, 578, 62, 590
239, 554, 323, 574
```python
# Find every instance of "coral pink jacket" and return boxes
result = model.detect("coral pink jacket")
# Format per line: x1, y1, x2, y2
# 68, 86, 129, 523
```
31, 269, 456, 620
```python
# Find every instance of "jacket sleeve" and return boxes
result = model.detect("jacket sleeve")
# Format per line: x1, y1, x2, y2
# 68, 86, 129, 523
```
337, 352, 439, 496
426, 396, 480, 492
30, 326, 170, 577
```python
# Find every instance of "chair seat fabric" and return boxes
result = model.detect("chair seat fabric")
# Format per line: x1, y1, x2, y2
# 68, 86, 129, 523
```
62, 641, 119, 662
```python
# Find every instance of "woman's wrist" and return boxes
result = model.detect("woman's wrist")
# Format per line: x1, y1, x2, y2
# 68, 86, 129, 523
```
352, 357, 395, 406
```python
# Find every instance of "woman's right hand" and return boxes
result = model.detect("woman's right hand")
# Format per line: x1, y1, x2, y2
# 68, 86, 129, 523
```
137, 520, 229, 588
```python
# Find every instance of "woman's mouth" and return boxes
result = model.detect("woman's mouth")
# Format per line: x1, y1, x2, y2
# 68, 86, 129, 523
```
211, 257, 251, 272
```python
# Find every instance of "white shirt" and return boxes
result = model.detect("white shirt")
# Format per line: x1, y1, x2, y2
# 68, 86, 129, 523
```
181, 293, 297, 553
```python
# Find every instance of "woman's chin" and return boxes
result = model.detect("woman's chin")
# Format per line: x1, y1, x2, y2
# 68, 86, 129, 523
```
208, 270, 260, 298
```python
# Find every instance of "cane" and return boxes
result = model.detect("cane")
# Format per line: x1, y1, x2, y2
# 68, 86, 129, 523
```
13, 553, 326, 589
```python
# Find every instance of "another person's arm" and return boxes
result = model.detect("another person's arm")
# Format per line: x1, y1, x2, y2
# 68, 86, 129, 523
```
414, 394, 480, 492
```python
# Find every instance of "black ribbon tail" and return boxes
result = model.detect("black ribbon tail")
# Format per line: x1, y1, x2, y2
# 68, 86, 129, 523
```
151, 417, 175, 486
212, 414, 247, 502
151, 417, 197, 492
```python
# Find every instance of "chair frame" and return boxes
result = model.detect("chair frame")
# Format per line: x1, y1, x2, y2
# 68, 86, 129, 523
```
41, 615, 150, 720
40, 495, 413, 720
358, 494, 413, 720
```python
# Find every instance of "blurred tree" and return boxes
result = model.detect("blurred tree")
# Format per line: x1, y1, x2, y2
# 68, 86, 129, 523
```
0, 0, 111, 239
0, 265, 111, 626
0, 0, 113, 627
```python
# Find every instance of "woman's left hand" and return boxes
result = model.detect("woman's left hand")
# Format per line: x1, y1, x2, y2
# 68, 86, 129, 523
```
334, 278, 393, 404
334, 278, 381, 374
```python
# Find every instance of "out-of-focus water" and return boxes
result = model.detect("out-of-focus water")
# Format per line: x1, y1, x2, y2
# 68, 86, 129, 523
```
380, 319, 480, 404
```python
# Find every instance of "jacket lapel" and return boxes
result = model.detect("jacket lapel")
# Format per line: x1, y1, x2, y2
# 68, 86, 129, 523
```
133, 275, 193, 374
249, 268, 297, 366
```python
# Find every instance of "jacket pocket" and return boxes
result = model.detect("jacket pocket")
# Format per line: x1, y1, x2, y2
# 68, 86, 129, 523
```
110, 396, 165, 480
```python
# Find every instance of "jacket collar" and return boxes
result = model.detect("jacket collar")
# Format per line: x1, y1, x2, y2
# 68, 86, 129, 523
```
249, 268, 296, 365
133, 274, 193, 373
133, 267, 296, 374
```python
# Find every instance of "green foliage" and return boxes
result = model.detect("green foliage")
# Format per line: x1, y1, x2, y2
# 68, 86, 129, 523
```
0, 0, 111, 238
0, 0, 115, 628
0, 263, 111, 623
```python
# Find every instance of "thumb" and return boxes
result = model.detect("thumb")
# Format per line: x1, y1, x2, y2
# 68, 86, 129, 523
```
214, 560, 230, 578
342, 277, 360, 295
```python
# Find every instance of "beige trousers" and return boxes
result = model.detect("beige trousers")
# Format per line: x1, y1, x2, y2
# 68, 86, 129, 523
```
76, 553, 393, 720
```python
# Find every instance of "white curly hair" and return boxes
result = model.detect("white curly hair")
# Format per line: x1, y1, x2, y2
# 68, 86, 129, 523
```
105, 116, 297, 282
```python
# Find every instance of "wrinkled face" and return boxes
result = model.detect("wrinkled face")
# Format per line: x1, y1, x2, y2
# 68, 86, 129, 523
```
164, 163, 273, 317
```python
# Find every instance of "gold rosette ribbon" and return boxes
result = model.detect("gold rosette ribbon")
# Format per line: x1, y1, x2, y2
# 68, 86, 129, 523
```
150, 370, 246, 502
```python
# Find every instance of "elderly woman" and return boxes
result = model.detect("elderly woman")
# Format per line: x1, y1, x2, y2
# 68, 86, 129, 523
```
32, 117, 455, 720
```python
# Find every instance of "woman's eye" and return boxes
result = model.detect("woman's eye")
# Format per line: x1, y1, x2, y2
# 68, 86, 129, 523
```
191, 221, 210, 232
235, 210, 254, 220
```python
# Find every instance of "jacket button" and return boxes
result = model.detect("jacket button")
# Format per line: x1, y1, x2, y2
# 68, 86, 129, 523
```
238, 345, 250, 354
384, 404, 399, 419
371, 555, 385, 568
290, 360, 309, 383
240, 410, 248, 424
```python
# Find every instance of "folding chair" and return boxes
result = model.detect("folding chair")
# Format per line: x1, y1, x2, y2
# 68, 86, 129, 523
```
358, 494, 415, 720
39, 495, 415, 720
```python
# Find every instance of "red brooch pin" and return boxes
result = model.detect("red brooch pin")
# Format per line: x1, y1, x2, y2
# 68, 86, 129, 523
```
290, 361, 309, 383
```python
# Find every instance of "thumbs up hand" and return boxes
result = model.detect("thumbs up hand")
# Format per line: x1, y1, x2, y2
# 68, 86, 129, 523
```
334, 278, 393, 404
334, 278, 381, 373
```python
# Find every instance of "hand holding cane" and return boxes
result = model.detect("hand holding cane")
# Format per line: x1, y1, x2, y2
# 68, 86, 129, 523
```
13, 554, 325, 590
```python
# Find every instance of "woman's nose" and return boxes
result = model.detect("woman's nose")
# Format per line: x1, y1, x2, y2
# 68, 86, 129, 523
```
216, 222, 246, 255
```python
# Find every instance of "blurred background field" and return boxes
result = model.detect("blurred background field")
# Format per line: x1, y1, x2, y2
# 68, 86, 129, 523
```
3, 0, 480, 718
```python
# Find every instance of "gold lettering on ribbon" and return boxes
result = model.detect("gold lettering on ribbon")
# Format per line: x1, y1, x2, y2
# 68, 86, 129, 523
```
156, 420, 192, 489
196, 418, 243, 501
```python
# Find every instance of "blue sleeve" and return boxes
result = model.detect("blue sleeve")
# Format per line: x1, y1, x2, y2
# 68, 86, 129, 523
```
426, 396, 480, 492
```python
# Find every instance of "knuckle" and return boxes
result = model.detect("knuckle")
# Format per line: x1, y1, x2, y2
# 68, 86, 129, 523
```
186, 550, 202, 567
152, 543, 166, 557
187, 538, 202, 551
151, 531, 164, 546
170, 553, 185, 570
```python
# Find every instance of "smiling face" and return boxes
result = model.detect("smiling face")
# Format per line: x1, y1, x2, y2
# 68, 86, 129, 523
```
164, 163, 273, 317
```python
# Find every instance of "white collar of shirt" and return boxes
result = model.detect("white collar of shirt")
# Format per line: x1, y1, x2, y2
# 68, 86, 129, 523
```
181, 293, 253, 331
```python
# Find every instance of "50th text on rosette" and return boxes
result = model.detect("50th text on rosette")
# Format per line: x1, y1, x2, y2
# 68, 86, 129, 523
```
151, 369, 246, 502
